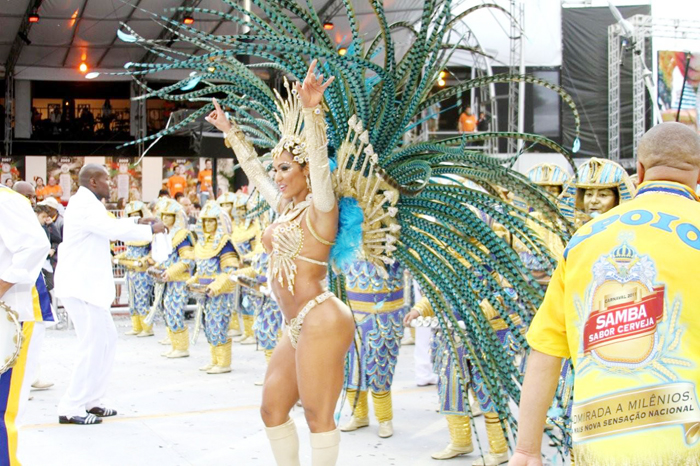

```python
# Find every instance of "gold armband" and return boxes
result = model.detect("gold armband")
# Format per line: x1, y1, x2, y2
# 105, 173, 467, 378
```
413, 296, 435, 318
165, 262, 190, 282
208, 273, 236, 297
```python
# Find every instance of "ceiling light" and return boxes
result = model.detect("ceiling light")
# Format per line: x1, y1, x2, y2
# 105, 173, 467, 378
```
439, 70, 447, 79
183, 16, 194, 25
437, 78, 446, 87
207, 66, 216, 73
28, 14, 40, 23
323, 22, 334, 30
338, 48, 347, 56
85, 72, 100, 80
79, 63, 88, 73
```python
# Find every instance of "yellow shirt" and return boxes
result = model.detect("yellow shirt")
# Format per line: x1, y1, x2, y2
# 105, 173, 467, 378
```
528, 181, 700, 466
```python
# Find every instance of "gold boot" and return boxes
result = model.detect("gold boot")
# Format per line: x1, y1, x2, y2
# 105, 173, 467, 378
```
264, 349, 274, 364
340, 390, 369, 431
228, 313, 242, 337
207, 340, 232, 374
137, 315, 154, 337
238, 315, 256, 345
167, 328, 190, 358
432, 415, 474, 459
372, 391, 393, 438
472, 413, 509, 466
158, 328, 172, 345
199, 345, 217, 371
125, 315, 142, 335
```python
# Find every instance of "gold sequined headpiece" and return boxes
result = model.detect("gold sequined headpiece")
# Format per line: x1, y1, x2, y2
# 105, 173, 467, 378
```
270, 78, 309, 165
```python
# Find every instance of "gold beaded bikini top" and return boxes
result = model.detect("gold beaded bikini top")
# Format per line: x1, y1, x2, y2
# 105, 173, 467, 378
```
264, 197, 335, 295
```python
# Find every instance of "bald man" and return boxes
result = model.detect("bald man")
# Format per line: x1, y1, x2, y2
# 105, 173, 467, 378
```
13, 181, 36, 207
510, 122, 700, 465
55, 164, 165, 425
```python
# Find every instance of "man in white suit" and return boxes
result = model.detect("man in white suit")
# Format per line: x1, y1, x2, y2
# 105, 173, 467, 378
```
55, 164, 164, 425
0, 184, 51, 463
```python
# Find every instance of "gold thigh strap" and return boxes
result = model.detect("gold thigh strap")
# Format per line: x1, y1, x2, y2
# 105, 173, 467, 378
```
287, 291, 335, 349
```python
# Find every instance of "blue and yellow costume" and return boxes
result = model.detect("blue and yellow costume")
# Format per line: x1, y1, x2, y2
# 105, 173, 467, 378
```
414, 291, 521, 465
188, 201, 239, 374
154, 198, 195, 358
114, 201, 155, 337
218, 192, 261, 345
236, 246, 283, 362
341, 261, 406, 438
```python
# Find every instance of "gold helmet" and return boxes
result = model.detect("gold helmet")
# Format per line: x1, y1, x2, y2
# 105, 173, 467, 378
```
526, 163, 570, 187
124, 201, 152, 218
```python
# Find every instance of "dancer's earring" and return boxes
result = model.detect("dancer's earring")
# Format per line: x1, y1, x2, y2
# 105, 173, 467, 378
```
306, 175, 312, 192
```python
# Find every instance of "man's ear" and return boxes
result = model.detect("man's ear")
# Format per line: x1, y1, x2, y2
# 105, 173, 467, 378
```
636, 161, 645, 184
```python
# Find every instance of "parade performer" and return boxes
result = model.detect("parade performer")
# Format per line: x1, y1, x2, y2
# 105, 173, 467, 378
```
340, 261, 406, 439
405, 292, 517, 465
220, 191, 261, 345
55, 164, 164, 425
152, 198, 195, 358
558, 157, 635, 228
217, 192, 243, 338
116, 1, 586, 461
234, 244, 284, 365
188, 201, 239, 374
113, 201, 156, 337
0, 184, 51, 465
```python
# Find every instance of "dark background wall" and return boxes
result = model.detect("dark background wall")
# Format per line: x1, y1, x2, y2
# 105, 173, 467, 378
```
561, 5, 651, 163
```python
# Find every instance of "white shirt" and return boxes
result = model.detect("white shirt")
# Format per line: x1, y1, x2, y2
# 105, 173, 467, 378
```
55, 186, 153, 309
0, 186, 51, 321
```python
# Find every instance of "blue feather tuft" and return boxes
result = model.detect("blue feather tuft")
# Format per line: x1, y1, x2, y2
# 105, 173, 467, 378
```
331, 197, 364, 270
329, 156, 337, 173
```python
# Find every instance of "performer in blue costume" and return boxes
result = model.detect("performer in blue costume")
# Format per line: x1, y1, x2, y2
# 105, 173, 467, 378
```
152, 198, 195, 359
188, 201, 239, 374
114, 201, 155, 337
220, 192, 261, 345
340, 260, 406, 439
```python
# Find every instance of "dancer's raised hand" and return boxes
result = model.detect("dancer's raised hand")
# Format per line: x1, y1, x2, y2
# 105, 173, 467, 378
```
205, 98, 232, 133
294, 59, 335, 109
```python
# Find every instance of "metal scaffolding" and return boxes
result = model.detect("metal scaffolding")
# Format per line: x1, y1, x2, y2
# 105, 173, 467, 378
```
608, 15, 700, 166
3, 73, 13, 156
507, 0, 524, 154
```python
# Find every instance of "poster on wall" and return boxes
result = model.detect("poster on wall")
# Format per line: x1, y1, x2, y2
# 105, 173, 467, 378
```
658, 51, 700, 132
106, 157, 142, 203
0, 157, 24, 186
162, 157, 198, 200
46, 156, 84, 203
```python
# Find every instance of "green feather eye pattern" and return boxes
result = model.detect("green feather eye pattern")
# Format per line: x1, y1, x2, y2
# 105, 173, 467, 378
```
113, 0, 579, 458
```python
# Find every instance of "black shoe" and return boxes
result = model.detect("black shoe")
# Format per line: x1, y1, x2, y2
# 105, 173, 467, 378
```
87, 406, 118, 417
58, 414, 102, 425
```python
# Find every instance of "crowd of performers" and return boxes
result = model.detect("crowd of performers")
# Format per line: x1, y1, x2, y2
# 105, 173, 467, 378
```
113, 153, 637, 465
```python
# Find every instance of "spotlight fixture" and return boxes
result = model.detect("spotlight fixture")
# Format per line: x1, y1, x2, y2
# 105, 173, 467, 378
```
437, 78, 446, 87
183, 16, 194, 25
28, 13, 40, 23
79, 63, 88, 73
323, 22, 334, 30
439, 70, 447, 79
338, 48, 347, 56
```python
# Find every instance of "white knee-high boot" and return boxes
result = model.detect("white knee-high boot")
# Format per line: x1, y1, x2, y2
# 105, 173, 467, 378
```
310, 428, 340, 466
265, 418, 301, 466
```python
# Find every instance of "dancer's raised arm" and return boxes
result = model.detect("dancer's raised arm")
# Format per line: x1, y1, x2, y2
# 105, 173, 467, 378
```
206, 98, 280, 212
295, 59, 336, 213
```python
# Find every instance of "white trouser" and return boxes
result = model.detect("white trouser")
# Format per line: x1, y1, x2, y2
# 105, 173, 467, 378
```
414, 326, 438, 385
57, 298, 117, 417
18, 321, 45, 425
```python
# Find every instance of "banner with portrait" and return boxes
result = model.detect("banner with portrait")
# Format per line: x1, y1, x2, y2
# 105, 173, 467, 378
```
46, 156, 84, 202
106, 156, 142, 203
658, 51, 700, 133
0, 157, 24, 186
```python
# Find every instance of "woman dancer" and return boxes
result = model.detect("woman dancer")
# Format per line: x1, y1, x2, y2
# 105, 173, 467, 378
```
206, 61, 354, 465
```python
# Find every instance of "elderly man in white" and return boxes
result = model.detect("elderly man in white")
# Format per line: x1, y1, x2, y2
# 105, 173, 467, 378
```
0, 183, 51, 464
55, 164, 165, 425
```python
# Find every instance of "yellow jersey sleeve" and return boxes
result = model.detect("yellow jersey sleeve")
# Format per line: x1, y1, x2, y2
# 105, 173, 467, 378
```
526, 259, 570, 358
